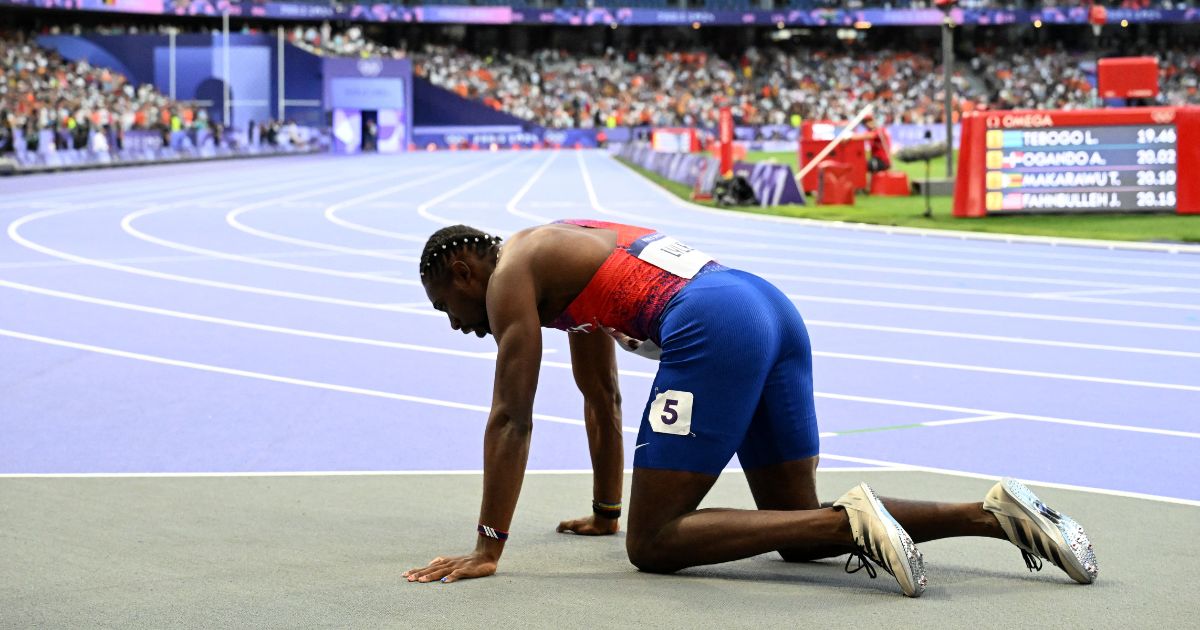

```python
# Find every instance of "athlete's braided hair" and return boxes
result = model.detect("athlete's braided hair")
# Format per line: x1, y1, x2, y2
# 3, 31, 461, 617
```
419, 225, 503, 281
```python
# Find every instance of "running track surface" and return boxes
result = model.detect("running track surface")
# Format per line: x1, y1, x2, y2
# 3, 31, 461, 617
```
1, 150, 1198, 504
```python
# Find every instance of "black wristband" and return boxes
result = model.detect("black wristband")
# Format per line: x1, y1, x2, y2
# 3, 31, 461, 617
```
592, 500, 622, 520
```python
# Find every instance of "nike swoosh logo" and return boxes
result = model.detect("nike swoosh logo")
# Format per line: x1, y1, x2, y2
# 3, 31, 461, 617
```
634, 443, 649, 451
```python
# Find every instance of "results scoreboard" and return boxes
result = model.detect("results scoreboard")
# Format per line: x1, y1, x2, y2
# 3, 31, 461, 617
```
954, 107, 1200, 217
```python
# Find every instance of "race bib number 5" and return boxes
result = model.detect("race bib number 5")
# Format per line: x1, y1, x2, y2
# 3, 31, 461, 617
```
648, 390, 693, 436
631, 233, 712, 279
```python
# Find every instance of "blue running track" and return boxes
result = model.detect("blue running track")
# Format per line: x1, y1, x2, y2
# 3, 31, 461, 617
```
2, 150, 1198, 504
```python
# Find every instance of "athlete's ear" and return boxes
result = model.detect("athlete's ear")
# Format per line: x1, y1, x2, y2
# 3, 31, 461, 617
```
450, 259, 472, 287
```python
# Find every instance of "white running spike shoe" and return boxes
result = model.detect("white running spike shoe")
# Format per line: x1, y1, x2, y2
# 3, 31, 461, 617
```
833, 482, 927, 597
983, 478, 1098, 584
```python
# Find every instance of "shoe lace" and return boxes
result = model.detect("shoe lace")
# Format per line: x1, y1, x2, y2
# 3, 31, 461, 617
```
1020, 549, 1044, 573
844, 552, 877, 579
844, 551, 894, 579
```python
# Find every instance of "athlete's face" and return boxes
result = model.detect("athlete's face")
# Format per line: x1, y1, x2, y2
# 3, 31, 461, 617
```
424, 259, 491, 338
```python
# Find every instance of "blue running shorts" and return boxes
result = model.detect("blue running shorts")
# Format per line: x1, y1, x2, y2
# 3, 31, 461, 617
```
632, 269, 821, 475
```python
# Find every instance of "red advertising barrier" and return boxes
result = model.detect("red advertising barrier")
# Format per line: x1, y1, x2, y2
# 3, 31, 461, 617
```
799, 138, 868, 192
953, 107, 1200, 217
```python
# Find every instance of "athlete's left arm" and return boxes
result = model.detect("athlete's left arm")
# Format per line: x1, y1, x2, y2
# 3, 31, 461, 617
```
403, 264, 542, 584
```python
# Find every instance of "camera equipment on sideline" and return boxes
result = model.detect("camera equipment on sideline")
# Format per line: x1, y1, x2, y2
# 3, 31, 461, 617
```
714, 175, 759, 207
896, 142, 949, 163
897, 141, 948, 217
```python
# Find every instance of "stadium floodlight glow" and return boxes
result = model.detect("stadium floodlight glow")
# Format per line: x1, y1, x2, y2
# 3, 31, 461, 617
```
1033, 19, 1043, 28
692, 22, 701, 30
1121, 19, 1129, 27
853, 21, 872, 30
610, 22, 618, 30
776, 21, 785, 29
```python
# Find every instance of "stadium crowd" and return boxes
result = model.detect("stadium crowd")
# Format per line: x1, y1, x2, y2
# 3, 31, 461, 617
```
413, 44, 974, 128
289, 24, 407, 59
5, 20, 1200, 155
412, 43, 1200, 128
0, 30, 200, 154
0, 31, 313, 156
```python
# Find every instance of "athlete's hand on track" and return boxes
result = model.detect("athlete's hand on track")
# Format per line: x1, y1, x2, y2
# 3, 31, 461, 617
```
404, 553, 497, 584
556, 514, 620, 536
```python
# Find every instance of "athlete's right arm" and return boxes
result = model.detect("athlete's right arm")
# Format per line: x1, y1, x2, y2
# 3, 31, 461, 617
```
404, 256, 542, 584
556, 329, 624, 536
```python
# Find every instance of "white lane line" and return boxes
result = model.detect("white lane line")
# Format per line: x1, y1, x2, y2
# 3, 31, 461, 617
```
0, 467, 897, 479
756, 270, 1200, 312
5, 459, 1192, 507
818, 413, 1008, 436
819, 453, 1200, 508
0, 250, 371, 270
805, 319, 1200, 360
789, 292, 1200, 333
598, 150, 1200, 258
921, 413, 1010, 427
324, 152, 548, 242
815, 391, 1200, 439
0, 327, 591, 431
0, 278, 484, 357
737, 253, 1200, 300
1029, 287, 1185, 299
0, 168, 269, 208
6, 218, 431, 313
505, 151, 560, 224
415, 153, 540, 235
0, 155, 346, 210
815, 350, 1200, 393
320, 158, 488, 241
120, 168, 443, 284
6, 170, 440, 315
225, 173, 454, 262
735, 237, 1200, 282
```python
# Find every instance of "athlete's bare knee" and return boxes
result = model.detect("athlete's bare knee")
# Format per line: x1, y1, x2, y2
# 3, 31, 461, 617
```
626, 534, 680, 574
